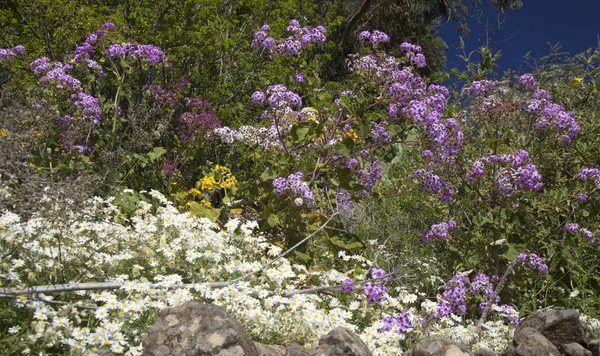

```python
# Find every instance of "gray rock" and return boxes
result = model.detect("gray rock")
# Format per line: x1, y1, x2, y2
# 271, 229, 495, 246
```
501, 327, 560, 356
412, 337, 472, 356
516, 309, 590, 347
559, 343, 592, 356
309, 327, 372, 356
255, 342, 286, 356
473, 349, 496, 356
142, 302, 258, 356
588, 340, 600, 356
287, 343, 310, 356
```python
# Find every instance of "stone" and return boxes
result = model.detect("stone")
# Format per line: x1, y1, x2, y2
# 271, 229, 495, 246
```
559, 343, 592, 356
588, 340, 600, 356
412, 337, 472, 356
309, 327, 372, 356
255, 342, 286, 356
501, 327, 560, 356
287, 343, 310, 356
473, 349, 496, 356
142, 302, 258, 356
516, 309, 590, 347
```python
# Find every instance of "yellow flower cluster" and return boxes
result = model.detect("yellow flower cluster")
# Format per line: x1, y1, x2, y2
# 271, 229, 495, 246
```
199, 176, 218, 191
345, 129, 359, 142
0, 129, 8, 137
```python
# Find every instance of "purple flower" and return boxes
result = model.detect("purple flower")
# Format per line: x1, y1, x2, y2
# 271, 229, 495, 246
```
563, 223, 580, 232
106, 44, 126, 58
294, 72, 305, 83
251, 91, 266, 104
370, 121, 392, 145
519, 74, 536, 91
271, 173, 314, 206
341, 278, 356, 293
362, 282, 387, 305
576, 193, 589, 202
102, 22, 117, 31
421, 220, 457, 242
71, 92, 102, 124
336, 189, 356, 214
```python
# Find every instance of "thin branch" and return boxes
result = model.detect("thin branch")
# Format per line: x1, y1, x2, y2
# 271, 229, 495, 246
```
339, 0, 377, 51
475, 258, 518, 332
230, 212, 339, 284
0, 213, 339, 297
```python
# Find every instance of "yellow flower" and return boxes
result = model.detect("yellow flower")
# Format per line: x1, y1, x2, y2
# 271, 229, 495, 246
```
0, 129, 8, 137
199, 176, 218, 191
188, 188, 203, 196
573, 77, 583, 83
345, 129, 359, 142
201, 200, 212, 208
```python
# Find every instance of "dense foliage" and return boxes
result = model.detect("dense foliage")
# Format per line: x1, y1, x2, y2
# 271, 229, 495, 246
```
1, 1, 600, 355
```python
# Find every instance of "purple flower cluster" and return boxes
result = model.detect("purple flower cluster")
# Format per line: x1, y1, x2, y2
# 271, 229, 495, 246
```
370, 121, 392, 145
147, 84, 178, 107
466, 150, 543, 197
576, 193, 589, 202
524, 90, 580, 144
71, 92, 102, 125
414, 169, 452, 202
362, 282, 388, 305
251, 91, 266, 104
252, 20, 326, 57
399, 42, 426, 68
266, 84, 302, 108
356, 156, 384, 192
361, 267, 390, 305
464, 80, 496, 96
518, 74, 536, 91
341, 278, 356, 293
30, 58, 81, 92
179, 98, 222, 142
578, 167, 600, 190
294, 72, 305, 83
389, 69, 463, 170
516, 253, 549, 273
563, 223, 598, 244
421, 220, 457, 242
380, 312, 413, 334
272, 172, 315, 206
358, 30, 390, 45
252, 84, 303, 123
433, 274, 470, 319
336, 189, 356, 215
0, 45, 25, 63
126, 43, 166, 65
106, 43, 126, 58
470, 273, 494, 297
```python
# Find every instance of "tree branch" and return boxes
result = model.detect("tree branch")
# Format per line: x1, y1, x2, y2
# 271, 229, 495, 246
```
340, 0, 377, 51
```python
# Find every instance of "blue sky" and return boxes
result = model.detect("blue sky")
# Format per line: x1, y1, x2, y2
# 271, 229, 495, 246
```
438, 0, 600, 75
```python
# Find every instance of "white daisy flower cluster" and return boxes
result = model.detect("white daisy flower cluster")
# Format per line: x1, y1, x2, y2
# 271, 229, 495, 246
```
0, 189, 541, 355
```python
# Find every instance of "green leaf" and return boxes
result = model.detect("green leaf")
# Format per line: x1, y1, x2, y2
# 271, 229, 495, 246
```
294, 250, 311, 263
329, 235, 364, 252
189, 202, 220, 222
334, 137, 355, 156
292, 125, 311, 142
267, 214, 281, 228
147, 147, 167, 162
